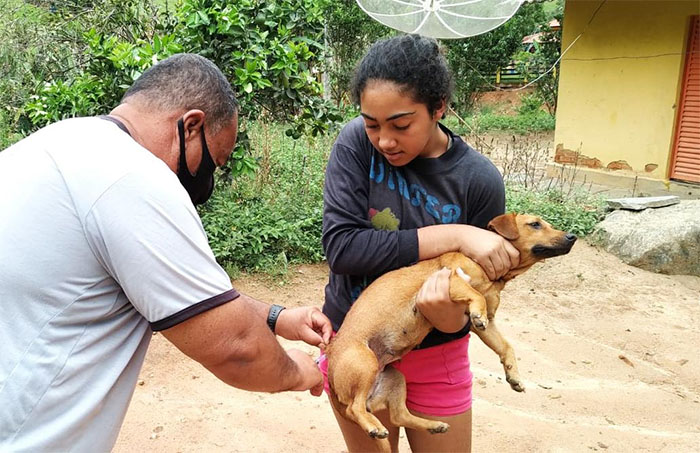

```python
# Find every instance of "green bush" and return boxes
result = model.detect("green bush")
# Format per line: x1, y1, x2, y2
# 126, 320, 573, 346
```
444, 2, 547, 112
517, 93, 545, 115
199, 121, 333, 275
15, 0, 343, 179
0, 109, 23, 149
199, 194, 324, 276
176, 0, 342, 140
506, 183, 606, 237
22, 27, 183, 130
199, 121, 604, 276
476, 112, 555, 134
444, 110, 555, 135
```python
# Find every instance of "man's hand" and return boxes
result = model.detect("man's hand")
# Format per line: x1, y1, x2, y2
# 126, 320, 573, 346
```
458, 226, 519, 280
275, 306, 332, 349
286, 349, 324, 396
415, 268, 469, 333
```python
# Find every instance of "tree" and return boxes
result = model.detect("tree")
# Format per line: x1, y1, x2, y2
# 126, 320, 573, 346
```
442, 2, 547, 113
19, 0, 342, 178
323, 0, 391, 105
514, 1, 564, 114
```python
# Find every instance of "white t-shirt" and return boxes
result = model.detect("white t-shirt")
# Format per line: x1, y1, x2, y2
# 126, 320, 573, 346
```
0, 117, 237, 451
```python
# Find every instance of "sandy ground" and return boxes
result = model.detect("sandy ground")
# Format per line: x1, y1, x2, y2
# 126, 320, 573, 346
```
114, 240, 700, 453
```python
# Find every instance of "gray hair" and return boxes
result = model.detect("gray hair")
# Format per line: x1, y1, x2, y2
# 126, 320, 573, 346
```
121, 53, 238, 134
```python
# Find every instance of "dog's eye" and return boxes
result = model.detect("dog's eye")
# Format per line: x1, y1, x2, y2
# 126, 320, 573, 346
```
528, 221, 542, 229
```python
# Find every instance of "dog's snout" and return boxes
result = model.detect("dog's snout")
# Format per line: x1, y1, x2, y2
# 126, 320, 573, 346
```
565, 233, 577, 242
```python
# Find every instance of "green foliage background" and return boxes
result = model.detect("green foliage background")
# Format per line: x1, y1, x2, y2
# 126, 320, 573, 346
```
442, 3, 548, 112
0, 0, 598, 276
10, 0, 342, 177
200, 122, 332, 275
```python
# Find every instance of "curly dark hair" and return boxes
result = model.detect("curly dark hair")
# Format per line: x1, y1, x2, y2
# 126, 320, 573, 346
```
350, 34, 453, 116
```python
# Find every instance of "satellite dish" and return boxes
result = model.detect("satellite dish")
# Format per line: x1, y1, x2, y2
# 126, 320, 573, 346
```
356, 0, 525, 39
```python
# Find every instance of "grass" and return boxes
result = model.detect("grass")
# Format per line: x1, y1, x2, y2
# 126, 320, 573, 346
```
200, 119, 604, 277
198, 121, 335, 276
444, 92, 556, 136
2, 110, 600, 276
506, 183, 606, 237
443, 108, 556, 136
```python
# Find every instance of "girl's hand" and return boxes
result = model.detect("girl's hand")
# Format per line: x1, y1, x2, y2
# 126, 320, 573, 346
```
459, 226, 519, 280
415, 268, 469, 333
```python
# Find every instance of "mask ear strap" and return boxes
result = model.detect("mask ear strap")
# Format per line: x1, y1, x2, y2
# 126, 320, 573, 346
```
199, 124, 215, 169
177, 118, 193, 176
199, 124, 215, 202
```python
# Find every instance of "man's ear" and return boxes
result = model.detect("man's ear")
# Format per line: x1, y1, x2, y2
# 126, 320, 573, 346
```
487, 213, 519, 240
182, 109, 206, 139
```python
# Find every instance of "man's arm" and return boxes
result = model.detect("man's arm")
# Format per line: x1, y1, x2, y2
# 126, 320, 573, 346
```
161, 294, 323, 394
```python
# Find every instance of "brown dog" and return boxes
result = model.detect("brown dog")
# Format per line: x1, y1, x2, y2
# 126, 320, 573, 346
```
325, 213, 577, 447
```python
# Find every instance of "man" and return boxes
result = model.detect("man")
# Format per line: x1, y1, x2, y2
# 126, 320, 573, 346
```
0, 53, 332, 451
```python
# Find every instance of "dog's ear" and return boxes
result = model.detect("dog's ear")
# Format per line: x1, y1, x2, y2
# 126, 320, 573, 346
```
487, 213, 519, 240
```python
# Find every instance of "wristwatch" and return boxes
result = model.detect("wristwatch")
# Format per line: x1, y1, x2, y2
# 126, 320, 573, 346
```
267, 304, 286, 333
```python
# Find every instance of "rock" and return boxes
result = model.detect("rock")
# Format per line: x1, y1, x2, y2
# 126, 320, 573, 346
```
618, 355, 634, 367
591, 200, 700, 276
606, 195, 679, 211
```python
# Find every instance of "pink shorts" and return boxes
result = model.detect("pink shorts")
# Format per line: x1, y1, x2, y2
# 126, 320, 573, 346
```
318, 334, 472, 416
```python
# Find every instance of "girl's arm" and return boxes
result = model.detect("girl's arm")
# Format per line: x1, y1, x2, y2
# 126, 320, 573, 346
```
323, 135, 517, 280
417, 157, 518, 280
323, 142, 419, 277
417, 224, 518, 280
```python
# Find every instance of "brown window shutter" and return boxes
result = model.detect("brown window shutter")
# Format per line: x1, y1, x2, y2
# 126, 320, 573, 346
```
671, 16, 700, 183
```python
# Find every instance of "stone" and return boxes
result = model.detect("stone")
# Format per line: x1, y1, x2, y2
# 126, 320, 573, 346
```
606, 195, 680, 211
592, 200, 700, 276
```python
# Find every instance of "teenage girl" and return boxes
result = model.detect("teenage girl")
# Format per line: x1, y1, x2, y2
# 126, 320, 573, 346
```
319, 34, 519, 452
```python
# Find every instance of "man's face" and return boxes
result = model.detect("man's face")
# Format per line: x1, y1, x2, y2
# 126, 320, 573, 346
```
207, 112, 239, 168
173, 111, 238, 206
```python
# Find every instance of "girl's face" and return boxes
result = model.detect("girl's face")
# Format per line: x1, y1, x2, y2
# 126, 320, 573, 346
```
360, 79, 447, 167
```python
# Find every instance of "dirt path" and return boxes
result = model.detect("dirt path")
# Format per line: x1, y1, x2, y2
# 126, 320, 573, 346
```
114, 241, 700, 453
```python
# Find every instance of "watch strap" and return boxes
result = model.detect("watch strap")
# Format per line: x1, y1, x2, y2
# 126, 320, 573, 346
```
267, 304, 286, 333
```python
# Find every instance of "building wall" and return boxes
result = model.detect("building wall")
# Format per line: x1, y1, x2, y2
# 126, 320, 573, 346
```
554, 0, 699, 180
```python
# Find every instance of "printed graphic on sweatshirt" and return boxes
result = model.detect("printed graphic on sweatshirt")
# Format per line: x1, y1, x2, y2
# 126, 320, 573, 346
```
369, 154, 462, 224
369, 207, 400, 231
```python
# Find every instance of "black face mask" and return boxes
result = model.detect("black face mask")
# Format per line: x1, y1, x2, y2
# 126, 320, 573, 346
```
177, 118, 216, 205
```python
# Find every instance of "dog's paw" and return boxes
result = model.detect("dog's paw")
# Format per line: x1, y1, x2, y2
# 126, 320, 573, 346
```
428, 422, 450, 434
506, 375, 525, 392
470, 312, 488, 330
369, 428, 389, 439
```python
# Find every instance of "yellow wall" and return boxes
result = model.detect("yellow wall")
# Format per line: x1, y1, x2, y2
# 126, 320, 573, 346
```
554, 0, 700, 180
